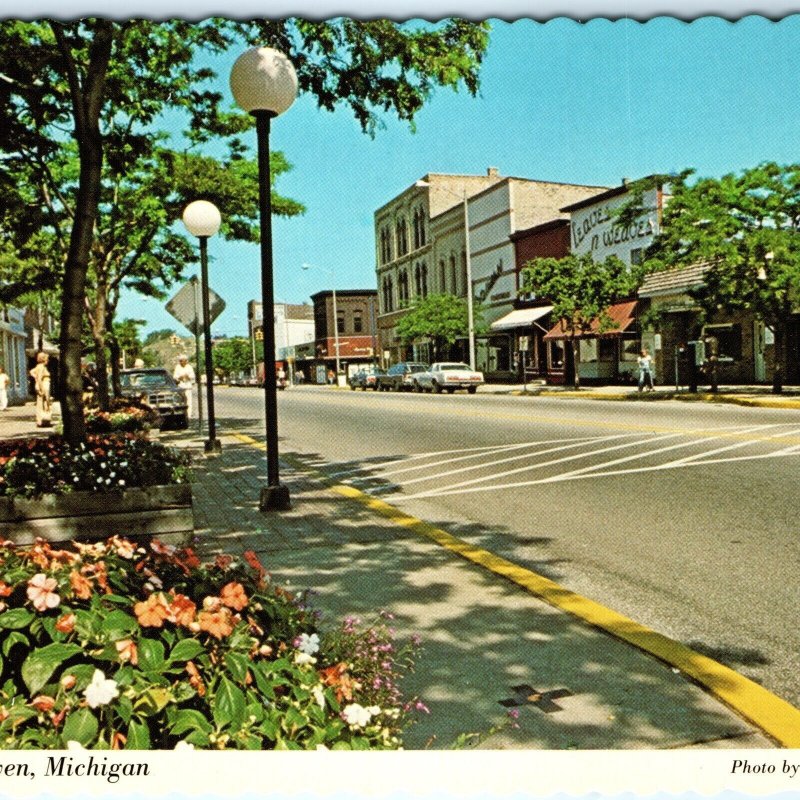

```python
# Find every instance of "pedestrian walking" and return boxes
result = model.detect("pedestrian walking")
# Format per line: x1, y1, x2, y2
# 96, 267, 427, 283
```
637, 348, 655, 392
29, 352, 52, 427
327, 369, 335, 385
173, 354, 196, 417
0, 365, 9, 411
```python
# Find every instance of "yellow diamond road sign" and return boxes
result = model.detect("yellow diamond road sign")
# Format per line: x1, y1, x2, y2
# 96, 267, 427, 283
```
166, 276, 226, 337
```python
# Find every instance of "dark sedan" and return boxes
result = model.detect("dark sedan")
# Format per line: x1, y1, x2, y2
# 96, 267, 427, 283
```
377, 362, 429, 392
119, 368, 189, 429
348, 366, 385, 391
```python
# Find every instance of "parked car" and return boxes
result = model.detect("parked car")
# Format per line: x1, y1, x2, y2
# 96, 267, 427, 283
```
348, 365, 385, 391
119, 368, 189, 428
377, 362, 430, 392
413, 362, 484, 394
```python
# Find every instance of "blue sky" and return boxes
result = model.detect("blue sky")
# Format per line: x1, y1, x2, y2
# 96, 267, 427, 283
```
116, 15, 800, 337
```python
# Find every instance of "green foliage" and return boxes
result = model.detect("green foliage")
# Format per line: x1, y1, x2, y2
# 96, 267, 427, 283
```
394, 293, 479, 357
644, 162, 800, 389
210, 338, 254, 379
0, 538, 422, 749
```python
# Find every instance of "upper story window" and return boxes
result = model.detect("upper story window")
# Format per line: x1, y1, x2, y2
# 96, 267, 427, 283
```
337, 310, 345, 335
380, 227, 393, 264
414, 262, 429, 298
396, 218, 408, 257
398, 269, 410, 303
412, 207, 427, 250
353, 310, 364, 333
382, 276, 394, 313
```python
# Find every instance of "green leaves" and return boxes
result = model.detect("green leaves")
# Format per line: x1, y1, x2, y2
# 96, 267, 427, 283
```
212, 676, 247, 731
21, 642, 82, 695
61, 709, 99, 747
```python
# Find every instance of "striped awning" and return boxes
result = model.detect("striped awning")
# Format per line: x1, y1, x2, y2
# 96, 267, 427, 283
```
543, 301, 638, 340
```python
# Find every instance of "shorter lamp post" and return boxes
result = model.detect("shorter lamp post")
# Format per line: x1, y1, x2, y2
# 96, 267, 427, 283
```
230, 46, 297, 510
182, 200, 222, 454
302, 263, 340, 382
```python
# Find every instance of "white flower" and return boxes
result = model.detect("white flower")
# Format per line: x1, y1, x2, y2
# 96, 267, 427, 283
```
297, 632, 320, 655
174, 741, 195, 751
342, 703, 373, 728
312, 684, 326, 709
83, 669, 119, 708
294, 652, 316, 666
66, 741, 86, 751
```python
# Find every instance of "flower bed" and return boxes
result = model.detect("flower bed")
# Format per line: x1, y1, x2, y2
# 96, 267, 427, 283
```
0, 538, 421, 749
0, 436, 193, 545
84, 400, 161, 435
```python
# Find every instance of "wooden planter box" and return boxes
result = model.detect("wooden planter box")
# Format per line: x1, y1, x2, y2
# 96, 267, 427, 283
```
0, 484, 193, 546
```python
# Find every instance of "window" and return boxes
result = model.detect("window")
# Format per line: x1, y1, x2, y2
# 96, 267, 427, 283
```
630, 248, 643, 266
580, 339, 598, 363
704, 324, 742, 360
398, 270, 409, 303
354, 311, 363, 333
598, 338, 616, 361
619, 335, 640, 362
548, 340, 566, 370
380, 227, 393, 264
439, 260, 446, 293
337, 311, 345, 335
449, 255, 457, 296
421, 264, 428, 297
396, 218, 408, 256
412, 206, 427, 249
414, 264, 422, 296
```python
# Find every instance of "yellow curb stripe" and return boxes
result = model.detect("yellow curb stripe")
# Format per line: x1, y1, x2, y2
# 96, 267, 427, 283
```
231, 429, 800, 747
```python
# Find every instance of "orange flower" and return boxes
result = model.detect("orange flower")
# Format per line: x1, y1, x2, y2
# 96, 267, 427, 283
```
319, 662, 355, 702
243, 550, 267, 577
89, 561, 110, 594
30, 695, 55, 713
111, 731, 127, 750
197, 608, 234, 640
55, 613, 76, 634
215, 554, 233, 571
186, 661, 206, 697
178, 548, 201, 570
115, 639, 138, 665
220, 581, 248, 611
168, 593, 197, 627
134, 593, 170, 628
0, 581, 13, 598
70, 570, 93, 600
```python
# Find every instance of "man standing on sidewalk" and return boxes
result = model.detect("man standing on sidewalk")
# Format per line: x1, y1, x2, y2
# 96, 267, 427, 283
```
173, 354, 196, 418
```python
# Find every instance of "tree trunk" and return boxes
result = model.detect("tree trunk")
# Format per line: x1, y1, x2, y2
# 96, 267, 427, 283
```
108, 334, 122, 398
53, 22, 115, 445
92, 333, 110, 410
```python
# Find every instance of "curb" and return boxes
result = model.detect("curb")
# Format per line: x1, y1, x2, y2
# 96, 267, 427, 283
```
230, 430, 800, 748
499, 389, 800, 409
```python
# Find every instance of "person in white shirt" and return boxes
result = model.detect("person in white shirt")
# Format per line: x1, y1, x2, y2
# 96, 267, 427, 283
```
0, 365, 9, 411
637, 348, 655, 392
173, 355, 196, 416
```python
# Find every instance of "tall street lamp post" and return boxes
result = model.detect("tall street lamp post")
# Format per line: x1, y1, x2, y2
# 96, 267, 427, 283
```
302, 263, 340, 381
230, 47, 297, 511
181, 200, 222, 454
415, 180, 475, 369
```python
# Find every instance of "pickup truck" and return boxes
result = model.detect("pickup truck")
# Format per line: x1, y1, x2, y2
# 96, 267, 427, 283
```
413, 362, 484, 394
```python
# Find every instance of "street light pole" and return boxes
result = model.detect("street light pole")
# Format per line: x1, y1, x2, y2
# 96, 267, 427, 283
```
182, 200, 221, 454
230, 46, 297, 511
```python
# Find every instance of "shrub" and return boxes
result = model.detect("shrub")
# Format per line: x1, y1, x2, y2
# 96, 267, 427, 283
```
0, 538, 421, 750
0, 435, 191, 499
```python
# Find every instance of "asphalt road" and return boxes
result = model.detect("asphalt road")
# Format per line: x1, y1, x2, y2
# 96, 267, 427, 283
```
214, 385, 800, 709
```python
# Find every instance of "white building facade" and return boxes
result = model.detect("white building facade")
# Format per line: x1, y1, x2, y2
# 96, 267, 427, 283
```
1, 307, 29, 404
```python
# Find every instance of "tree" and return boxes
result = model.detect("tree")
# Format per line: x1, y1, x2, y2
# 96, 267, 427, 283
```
0, 18, 490, 445
643, 163, 800, 393
209, 338, 253, 380
394, 293, 479, 360
519, 254, 638, 389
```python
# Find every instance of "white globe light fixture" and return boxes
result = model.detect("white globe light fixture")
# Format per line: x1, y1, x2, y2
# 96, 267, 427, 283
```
230, 47, 297, 512
182, 200, 222, 239
181, 199, 222, 454
229, 47, 298, 116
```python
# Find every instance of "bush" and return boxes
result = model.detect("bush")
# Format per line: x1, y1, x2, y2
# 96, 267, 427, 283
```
0, 538, 421, 750
0, 435, 191, 499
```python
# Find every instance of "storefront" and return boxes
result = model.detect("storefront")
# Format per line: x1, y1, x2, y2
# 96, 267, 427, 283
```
542, 301, 641, 385
489, 305, 553, 381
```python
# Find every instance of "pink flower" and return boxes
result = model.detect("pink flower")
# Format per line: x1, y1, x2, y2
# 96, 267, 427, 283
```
26, 573, 60, 612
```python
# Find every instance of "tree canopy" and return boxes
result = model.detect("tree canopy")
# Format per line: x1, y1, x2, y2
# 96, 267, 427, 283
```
394, 293, 479, 360
644, 162, 800, 391
0, 17, 491, 443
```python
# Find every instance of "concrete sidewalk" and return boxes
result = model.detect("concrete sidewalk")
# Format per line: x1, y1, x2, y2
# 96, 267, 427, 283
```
182, 431, 780, 750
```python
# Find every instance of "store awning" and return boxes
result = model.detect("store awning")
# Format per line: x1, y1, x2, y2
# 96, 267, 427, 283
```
543, 301, 639, 340
490, 305, 553, 331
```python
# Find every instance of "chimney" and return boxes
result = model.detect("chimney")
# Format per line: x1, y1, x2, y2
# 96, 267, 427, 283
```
487, 167, 499, 178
